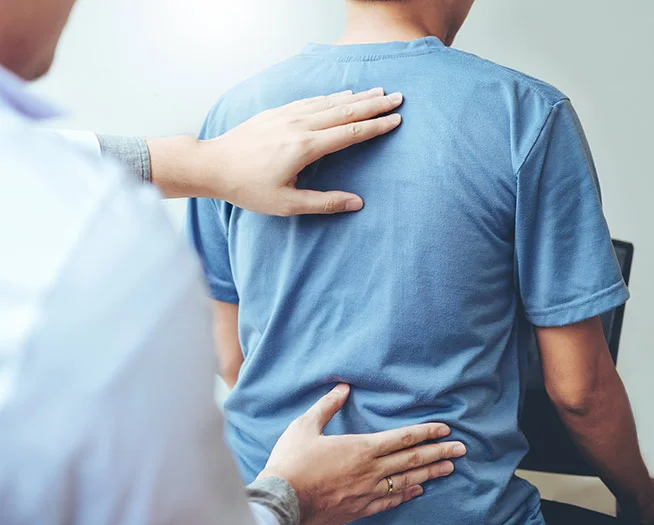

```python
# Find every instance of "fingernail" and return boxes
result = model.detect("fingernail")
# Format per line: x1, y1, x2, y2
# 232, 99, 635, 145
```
368, 87, 385, 95
345, 198, 364, 212
453, 444, 466, 455
333, 383, 349, 394
388, 92, 403, 103
387, 113, 402, 124
437, 425, 451, 438
440, 462, 454, 475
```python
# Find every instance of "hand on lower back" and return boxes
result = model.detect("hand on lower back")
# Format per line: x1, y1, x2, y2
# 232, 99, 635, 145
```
257, 384, 466, 525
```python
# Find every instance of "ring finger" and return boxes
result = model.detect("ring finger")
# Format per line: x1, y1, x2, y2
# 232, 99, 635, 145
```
372, 460, 456, 497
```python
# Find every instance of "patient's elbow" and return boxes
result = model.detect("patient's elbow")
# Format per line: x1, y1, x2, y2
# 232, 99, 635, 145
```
546, 382, 599, 417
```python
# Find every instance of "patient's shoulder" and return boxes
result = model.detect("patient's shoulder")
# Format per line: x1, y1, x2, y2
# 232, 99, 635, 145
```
443, 47, 568, 108
200, 57, 304, 138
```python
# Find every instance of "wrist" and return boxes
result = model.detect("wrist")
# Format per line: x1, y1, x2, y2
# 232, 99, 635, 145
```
189, 137, 231, 200
257, 469, 313, 523
147, 136, 223, 199
247, 476, 301, 525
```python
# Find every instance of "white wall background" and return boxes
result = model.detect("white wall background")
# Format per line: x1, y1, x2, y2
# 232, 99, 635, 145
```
37, 0, 653, 514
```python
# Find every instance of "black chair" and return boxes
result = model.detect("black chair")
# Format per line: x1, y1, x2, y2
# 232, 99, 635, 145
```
519, 240, 635, 524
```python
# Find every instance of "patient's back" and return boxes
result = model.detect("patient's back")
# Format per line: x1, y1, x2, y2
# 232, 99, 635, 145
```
188, 37, 626, 525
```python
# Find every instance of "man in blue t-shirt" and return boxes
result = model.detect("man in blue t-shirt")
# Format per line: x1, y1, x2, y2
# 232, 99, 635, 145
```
188, 1, 654, 523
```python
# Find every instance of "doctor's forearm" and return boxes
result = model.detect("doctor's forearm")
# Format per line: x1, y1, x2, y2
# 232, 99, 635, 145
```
97, 134, 219, 199
146, 135, 228, 198
97, 90, 403, 215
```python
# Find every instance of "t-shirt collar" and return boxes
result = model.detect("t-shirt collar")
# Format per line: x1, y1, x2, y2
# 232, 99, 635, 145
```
302, 36, 445, 59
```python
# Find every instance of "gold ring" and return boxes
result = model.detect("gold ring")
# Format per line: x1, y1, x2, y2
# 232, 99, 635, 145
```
385, 476, 394, 495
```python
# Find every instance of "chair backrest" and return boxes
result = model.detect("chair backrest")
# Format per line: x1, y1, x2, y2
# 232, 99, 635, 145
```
519, 240, 634, 476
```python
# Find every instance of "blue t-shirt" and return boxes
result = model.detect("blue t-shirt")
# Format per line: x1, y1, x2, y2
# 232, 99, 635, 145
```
188, 37, 629, 525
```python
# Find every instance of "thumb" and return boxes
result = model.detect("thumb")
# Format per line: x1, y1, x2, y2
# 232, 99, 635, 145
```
283, 189, 363, 216
305, 384, 351, 431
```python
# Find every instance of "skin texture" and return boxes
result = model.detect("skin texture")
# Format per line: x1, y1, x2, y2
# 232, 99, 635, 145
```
537, 317, 654, 523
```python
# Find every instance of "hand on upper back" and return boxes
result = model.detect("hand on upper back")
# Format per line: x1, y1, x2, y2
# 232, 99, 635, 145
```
199, 89, 403, 216
258, 384, 466, 525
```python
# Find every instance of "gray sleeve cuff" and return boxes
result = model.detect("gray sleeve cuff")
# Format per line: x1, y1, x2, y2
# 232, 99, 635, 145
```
246, 477, 300, 525
97, 135, 151, 184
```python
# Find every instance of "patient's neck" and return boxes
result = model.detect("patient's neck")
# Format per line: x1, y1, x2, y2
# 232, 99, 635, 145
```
338, 0, 453, 46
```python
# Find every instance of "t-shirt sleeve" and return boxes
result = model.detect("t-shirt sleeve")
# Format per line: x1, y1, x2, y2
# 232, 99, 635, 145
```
515, 99, 629, 327
186, 99, 239, 304
187, 197, 239, 304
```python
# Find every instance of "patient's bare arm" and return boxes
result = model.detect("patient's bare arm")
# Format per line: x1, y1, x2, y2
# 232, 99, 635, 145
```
212, 300, 243, 389
537, 316, 654, 523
